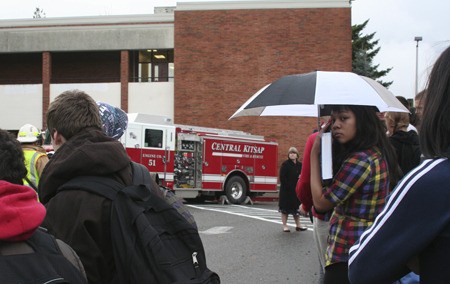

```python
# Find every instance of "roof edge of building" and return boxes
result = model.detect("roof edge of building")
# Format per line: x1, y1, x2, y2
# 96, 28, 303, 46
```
176, 0, 350, 11
0, 13, 174, 28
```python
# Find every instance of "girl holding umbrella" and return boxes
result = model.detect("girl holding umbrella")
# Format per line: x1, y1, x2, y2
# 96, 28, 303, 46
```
310, 104, 400, 283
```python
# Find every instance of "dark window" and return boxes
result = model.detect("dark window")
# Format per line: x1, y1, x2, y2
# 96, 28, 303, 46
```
144, 129, 163, 148
0, 53, 42, 84
129, 49, 174, 82
52, 51, 120, 83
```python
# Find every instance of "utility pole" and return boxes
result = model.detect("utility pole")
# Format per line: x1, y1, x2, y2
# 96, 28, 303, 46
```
414, 36, 423, 97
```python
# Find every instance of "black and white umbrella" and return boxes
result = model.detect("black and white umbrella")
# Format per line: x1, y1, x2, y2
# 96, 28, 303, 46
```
230, 71, 409, 119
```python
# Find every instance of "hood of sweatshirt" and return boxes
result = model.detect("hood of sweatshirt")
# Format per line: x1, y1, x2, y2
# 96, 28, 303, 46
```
390, 130, 420, 146
38, 128, 131, 204
0, 180, 46, 241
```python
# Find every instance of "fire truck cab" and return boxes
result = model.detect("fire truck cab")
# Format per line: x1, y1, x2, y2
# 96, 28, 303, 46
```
121, 113, 278, 204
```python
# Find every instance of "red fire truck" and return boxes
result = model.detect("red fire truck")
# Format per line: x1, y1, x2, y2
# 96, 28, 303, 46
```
121, 113, 279, 204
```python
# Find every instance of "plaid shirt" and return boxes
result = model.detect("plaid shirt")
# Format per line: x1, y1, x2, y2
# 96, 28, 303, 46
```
323, 147, 389, 266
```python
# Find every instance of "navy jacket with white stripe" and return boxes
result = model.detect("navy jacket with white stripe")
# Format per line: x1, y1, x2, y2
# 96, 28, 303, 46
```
348, 157, 450, 284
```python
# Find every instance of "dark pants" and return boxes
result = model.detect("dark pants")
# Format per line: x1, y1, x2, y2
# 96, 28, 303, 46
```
324, 262, 350, 284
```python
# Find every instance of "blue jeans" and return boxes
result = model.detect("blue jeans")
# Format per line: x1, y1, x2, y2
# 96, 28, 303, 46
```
394, 272, 420, 284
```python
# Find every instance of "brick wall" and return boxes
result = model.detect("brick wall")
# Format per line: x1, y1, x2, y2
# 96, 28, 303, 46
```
174, 7, 351, 168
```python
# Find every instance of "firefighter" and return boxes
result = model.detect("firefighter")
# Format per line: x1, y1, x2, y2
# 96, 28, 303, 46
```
17, 123, 49, 190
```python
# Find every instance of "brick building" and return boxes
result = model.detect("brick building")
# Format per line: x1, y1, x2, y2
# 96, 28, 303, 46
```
0, 0, 351, 168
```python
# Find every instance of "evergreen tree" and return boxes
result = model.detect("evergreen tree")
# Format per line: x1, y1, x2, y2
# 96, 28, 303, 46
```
352, 20, 392, 88
33, 7, 46, 18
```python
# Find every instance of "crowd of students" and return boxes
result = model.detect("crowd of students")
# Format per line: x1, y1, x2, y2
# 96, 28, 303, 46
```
1, 45, 449, 283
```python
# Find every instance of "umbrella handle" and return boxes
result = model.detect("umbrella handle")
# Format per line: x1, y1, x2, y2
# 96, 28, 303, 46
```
317, 105, 321, 130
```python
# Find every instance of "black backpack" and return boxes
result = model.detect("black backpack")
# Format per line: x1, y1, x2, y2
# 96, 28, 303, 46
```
58, 165, 220, 284
0, 228, 87, 284
131, 162, 198, 229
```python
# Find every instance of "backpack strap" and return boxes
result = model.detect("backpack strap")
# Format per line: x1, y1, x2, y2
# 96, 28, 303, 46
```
24, 176, 38, 192
0, 240, 34, 255
58, 176, 123, 200
58, 175, 151, 203
0, 228, 63, 256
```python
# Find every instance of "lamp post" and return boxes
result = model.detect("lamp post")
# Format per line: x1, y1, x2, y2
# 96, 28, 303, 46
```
414, 36, 423, 97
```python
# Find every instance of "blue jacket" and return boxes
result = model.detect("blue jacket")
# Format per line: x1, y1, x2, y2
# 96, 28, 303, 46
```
348, 157, 450, 284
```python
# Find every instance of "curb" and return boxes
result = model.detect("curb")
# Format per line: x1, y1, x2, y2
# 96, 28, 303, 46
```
254, 192, 279, 202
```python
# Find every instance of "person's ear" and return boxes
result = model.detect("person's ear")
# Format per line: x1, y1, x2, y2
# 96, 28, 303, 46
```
51, 130, 66, 150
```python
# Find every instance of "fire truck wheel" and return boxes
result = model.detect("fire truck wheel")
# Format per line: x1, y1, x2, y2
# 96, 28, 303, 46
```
225, 176, 247, 204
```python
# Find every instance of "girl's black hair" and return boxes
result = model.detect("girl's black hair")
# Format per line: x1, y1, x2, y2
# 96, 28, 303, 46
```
420, 46, 450, 158
330, 105, 402, 189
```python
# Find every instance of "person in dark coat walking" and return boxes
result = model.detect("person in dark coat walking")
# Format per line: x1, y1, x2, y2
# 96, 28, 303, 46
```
278, 147, 306, 232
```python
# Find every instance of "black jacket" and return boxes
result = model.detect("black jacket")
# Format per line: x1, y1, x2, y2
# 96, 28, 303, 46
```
39, 128, 132, 284
389, 130, 421, 176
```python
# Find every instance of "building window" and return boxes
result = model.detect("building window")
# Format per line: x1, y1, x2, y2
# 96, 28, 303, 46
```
130, 49, 174, 82
52, 51, 121, 83
0, 53, 42, 84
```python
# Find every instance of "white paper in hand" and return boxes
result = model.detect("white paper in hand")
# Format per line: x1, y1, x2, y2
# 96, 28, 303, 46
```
321, 132, 333, 180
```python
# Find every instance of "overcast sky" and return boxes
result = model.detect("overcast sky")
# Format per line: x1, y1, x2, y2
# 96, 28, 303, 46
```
1, 0, 448, 100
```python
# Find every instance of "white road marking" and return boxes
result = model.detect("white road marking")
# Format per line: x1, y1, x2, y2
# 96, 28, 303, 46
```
199, 226, 234, 235
187, 204, 312, 230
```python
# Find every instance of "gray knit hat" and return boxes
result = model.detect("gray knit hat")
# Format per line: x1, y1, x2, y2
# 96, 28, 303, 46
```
288, 147, 298, 155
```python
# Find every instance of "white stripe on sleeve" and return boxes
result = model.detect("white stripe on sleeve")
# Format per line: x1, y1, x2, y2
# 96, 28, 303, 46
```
349, 158, 446, 264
